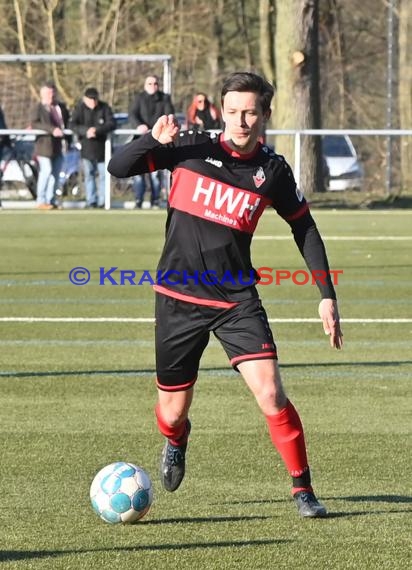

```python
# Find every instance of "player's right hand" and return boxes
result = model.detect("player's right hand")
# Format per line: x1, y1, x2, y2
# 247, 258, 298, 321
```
151, 114, 179, 145
318, 298, 343, 350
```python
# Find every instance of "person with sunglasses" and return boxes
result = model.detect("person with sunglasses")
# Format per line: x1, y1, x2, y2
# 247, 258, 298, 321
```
129, 76, 175, 209
186, 92, 221, 131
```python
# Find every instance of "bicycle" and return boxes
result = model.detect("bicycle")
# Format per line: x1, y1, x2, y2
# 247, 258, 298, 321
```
0, 141, 38, 204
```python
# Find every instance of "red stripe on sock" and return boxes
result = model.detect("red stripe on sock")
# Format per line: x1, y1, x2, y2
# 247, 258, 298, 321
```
155, 404, 188, 446
291, 486, 313, 496
265, 400, 309, 477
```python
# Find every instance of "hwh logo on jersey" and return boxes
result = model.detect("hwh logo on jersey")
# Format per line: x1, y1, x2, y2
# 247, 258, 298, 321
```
192, 177, 261, 220
168, 168, 270, 234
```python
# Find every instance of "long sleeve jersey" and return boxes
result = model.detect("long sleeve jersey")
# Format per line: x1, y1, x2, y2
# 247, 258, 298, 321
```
108, 129, 336, 307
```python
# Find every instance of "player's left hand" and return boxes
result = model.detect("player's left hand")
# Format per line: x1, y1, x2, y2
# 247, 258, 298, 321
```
318, 298, 343, 349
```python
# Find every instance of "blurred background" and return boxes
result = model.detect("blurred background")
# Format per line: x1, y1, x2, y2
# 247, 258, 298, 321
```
0, 0, 410, 206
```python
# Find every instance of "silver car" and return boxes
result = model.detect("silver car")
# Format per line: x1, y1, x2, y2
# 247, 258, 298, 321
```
322, 134, 364, 191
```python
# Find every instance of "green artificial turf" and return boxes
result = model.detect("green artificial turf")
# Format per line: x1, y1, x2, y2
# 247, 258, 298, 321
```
0, 209, 411, 569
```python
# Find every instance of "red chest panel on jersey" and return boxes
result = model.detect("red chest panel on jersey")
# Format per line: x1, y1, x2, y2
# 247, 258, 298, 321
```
169, 167, 271, 234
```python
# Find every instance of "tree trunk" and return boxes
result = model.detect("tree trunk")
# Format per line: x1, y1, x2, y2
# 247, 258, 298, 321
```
236, 0, 255, 69
275, 0, 324, 194
207, 0, 225, 95
398, 0, 412, 192
259, 0, 276, 85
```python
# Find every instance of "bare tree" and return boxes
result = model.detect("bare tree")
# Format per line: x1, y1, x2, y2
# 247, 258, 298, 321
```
319, 0, 350, 127
235, 0, 255, 70
0, 0, 407, 199
207, 0, 225, 96
12, 0, 37, 100
275, 0, 324, 193
398, 0, 412, 192
259, 0, 276, 86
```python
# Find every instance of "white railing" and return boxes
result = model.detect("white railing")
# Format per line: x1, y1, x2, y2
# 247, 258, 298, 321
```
2, 128, 412, 209
266, 128, 412, 191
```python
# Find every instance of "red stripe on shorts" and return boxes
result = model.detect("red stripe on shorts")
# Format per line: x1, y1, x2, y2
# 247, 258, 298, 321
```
156, 376, 197, 392
153, 284, 238, 309
230, 351, 277, 367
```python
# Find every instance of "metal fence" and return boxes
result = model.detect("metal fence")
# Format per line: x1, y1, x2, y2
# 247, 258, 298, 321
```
1, 128, 412, 209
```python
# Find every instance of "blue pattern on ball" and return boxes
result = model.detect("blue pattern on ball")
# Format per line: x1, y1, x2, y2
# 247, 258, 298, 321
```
101, 473, 121, 494
111, 492, 132, 513
132, 489, 149, 511
102, 509, 121, 524
91, 462, 153, 524
118, 464, 136, 478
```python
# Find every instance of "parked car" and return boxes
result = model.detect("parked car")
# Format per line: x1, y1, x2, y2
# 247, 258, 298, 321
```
322, 134, 364, 191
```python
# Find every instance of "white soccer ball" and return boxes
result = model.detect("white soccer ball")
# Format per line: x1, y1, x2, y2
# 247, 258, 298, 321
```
90, 462, 153, 524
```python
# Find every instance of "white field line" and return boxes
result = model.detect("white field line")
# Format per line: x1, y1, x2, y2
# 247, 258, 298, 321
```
311, 210, 412, 215
254, 235, 412, 241
1, 317, 411, 324
2, 209, 412, 215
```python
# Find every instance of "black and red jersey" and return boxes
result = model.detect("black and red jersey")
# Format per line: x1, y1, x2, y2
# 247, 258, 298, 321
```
108, 130, 336, 306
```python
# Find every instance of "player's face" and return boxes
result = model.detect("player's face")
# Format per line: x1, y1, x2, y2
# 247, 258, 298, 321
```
221, 91, 269, 154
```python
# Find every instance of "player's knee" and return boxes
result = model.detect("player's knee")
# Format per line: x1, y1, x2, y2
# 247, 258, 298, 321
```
260, 389, 284, 408
254, 383, 287, 414
160, 407, 187, 428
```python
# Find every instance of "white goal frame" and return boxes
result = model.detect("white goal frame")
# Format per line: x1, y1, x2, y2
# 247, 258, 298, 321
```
0, 54, 172, 93
0, 53, 172, 209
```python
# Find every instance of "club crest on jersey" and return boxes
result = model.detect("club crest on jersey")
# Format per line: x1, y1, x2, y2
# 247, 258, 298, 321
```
253, 166, 266, 188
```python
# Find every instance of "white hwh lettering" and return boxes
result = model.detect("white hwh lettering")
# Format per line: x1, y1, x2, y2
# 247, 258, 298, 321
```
215, 186, 243, 213
238, 194, 259, 218
192, 178, 215, 206
193, 177, 261, 220
193, 177, 250, 214
245, 197, 261, 221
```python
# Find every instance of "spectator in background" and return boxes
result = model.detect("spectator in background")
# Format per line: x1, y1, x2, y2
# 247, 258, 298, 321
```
186, 92, 221, 131
70, 87, 116, 208
30, 81, 70, 210
129, 75, 175, 208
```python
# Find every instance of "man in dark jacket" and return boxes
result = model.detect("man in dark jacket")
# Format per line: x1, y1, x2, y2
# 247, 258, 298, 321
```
70, 87, 115, 208
31, 81, 70, 209
129, 76, 175, 208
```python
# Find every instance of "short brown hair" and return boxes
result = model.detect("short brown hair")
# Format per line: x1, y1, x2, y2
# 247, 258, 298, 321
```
221, 72, 274, 113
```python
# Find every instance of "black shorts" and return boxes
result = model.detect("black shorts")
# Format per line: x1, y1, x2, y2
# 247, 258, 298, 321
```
155, 293, 277, 391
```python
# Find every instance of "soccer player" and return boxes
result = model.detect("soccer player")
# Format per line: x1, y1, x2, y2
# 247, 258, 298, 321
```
108, 72, 343, 518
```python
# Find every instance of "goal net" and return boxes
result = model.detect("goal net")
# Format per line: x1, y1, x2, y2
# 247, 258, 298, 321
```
0, 54, 172, 207
0, 54, 172, 128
